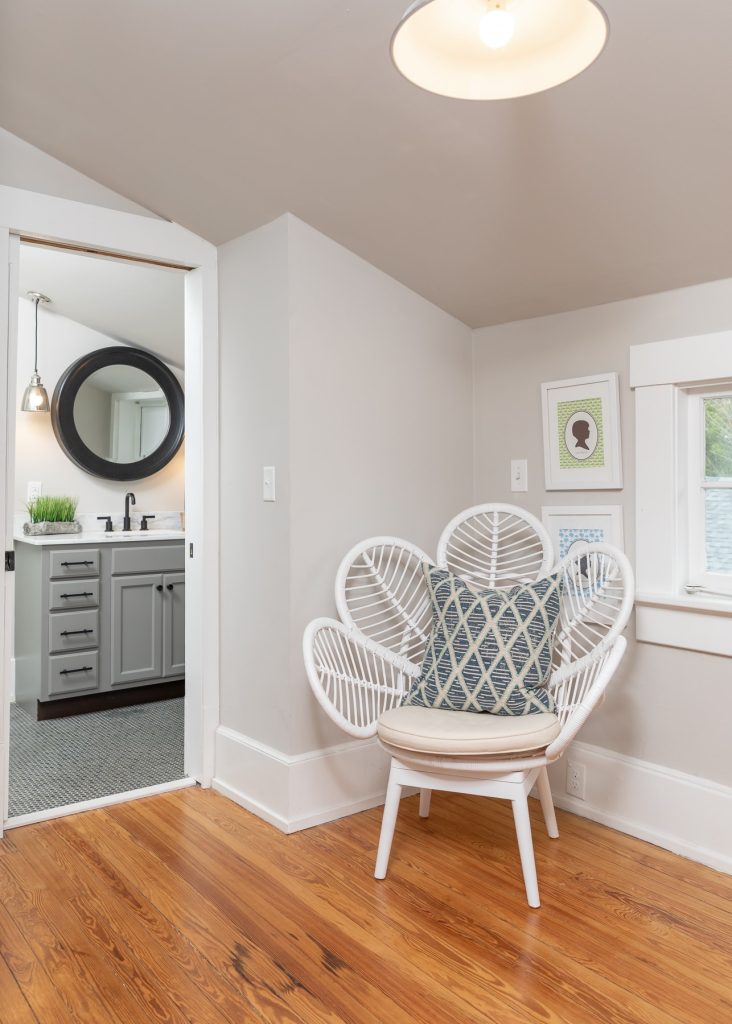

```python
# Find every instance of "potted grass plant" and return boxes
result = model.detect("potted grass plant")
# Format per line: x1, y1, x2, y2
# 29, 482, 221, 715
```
23, 495, 81, 536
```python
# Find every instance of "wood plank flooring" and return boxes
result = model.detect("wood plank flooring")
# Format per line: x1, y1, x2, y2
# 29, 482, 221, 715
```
0, 787, 730, 1023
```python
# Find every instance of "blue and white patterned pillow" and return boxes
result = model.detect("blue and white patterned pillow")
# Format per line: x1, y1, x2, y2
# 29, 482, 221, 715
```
403, 564, 562, 716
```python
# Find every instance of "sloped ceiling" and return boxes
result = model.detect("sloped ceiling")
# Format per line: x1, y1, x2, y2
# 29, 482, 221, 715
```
19, 245, 185, 368
2, 0, 732, 327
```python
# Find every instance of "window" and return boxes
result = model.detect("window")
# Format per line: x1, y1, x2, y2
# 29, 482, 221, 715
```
687, 387, 732, 596
631, 330, 732, 657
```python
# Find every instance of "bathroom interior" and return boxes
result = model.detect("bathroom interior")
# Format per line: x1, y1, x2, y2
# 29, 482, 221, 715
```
7, 241, 187, 820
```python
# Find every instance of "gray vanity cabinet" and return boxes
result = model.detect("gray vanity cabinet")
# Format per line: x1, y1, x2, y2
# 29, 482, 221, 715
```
15, 538, 185, 716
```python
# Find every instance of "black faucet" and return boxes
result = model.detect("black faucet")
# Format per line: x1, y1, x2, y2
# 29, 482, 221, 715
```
123, 492, 136, 532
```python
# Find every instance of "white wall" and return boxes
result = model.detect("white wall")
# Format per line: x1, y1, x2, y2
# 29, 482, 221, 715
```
213, 211, 732, 864
215, 214, 473, 826
217, 217, 291, 753
0, 128, 158, 218
15, 299, 184, 516
473, 277, 732, 791
287, 216, 474, 755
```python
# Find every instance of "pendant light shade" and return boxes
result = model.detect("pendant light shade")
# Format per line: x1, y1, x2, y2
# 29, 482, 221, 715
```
22, 292, 51, 413
391, 0, 608, 101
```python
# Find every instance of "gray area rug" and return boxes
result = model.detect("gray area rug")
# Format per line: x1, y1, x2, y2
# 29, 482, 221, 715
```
9, 697, 185, 817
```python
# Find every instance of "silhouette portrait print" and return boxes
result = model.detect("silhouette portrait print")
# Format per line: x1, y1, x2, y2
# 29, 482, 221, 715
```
572, 419, 591, 451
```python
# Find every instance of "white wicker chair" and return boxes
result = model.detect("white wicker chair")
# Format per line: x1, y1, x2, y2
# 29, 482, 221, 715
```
304, 541, 634, 907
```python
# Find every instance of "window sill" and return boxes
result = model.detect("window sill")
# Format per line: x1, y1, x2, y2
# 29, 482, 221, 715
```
636, 591, 732, 657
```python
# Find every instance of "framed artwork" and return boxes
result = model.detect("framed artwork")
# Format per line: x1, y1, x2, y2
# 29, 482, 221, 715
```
541, 373, 622, 489
541, 505, 625, 562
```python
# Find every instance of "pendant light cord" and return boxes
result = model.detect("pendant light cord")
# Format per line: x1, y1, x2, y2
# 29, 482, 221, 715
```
33, 295, 39, 374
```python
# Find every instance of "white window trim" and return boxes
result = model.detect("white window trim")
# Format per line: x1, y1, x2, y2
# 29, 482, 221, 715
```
631, 330, 732, 656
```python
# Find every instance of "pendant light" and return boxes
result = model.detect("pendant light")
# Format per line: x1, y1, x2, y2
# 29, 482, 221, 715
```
391, 0, 608, 101
21, 292, 51, 413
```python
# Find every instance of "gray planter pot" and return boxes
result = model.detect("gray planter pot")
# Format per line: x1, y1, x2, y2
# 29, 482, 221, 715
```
23, 520, 83, 536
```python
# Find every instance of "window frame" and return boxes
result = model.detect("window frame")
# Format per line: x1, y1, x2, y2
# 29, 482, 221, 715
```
631, 330, 732, 657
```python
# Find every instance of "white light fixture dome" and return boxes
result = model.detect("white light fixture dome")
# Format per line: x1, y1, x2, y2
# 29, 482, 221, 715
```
391, 0, 608, 100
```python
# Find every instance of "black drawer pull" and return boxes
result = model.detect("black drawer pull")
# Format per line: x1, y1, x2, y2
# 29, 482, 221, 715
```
60, 628, 94, 637
166, 583, 174, 591
60, 591, 94, 599
60, 560, 94, 567
59, 666, 93, 675
156, 584, 163, 591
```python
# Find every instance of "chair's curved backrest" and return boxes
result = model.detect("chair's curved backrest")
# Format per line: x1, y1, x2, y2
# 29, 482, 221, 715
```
437, 503, 554, 588
335, 536, 432, 667
546, 542, 634, 756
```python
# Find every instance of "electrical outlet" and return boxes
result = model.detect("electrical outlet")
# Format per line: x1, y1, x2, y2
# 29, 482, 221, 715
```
27, 481, 42, 504
566, 760, 586, 800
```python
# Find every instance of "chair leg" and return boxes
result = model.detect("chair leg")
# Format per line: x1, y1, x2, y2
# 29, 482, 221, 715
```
537, 767, 559, 839
374, 766, 403, 880
512, 794, 540, 908
419, 789, 431, 818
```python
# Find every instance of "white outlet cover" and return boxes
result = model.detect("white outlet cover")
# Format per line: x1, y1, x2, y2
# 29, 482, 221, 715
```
566, 760, 586, 800
27, 481, 42, 503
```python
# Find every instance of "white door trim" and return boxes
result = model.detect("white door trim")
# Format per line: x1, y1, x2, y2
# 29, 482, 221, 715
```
0, 185, 219, 833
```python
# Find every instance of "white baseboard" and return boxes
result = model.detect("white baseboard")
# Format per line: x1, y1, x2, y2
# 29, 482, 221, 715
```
547, 740, 732, 876
213, 726, 392, 834
214, 729, 732, 876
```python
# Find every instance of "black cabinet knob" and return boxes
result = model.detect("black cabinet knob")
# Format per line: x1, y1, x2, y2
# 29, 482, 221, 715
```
166, 583, 174, 591
156, 584, 163, 591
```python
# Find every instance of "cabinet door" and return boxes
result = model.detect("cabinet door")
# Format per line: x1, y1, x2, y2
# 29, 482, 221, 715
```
111, 574, 163, 686
162, 572, 185, 678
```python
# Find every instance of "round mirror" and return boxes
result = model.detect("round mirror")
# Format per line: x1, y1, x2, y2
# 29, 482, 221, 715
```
52, 347, 184, 481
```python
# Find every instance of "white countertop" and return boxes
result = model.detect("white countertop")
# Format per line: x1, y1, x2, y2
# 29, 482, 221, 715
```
15, 529, 186, 547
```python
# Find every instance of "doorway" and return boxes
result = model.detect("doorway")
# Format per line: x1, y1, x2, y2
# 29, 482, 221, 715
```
0, 195, 219, 832
8, 242, 188, 819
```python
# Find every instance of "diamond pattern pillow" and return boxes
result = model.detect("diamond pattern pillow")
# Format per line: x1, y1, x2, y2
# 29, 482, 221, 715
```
403, 564, 562, 716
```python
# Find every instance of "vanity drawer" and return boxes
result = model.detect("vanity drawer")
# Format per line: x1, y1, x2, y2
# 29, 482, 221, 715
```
49, 549, 100, 578
49, 579, 100, 611
111, 544, 184, 575
49, 609, 99, 654
48, 650, 100, 697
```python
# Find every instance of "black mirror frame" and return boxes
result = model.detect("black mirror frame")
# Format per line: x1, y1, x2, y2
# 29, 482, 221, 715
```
51, 346, 185, 481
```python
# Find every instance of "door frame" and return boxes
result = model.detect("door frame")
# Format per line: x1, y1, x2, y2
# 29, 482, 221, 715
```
0, 184, 220, 833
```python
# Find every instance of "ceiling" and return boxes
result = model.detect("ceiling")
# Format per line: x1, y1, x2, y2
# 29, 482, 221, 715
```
2, 0, 732, 327
19, 245, 185, 367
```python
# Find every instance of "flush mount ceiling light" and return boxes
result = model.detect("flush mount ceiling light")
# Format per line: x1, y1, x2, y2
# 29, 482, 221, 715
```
391, 0, 608, 100
21, 292, 51, 413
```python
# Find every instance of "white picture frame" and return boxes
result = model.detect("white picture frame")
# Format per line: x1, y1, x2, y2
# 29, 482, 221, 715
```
542, 505, 625, 562
541, 372, 623, 489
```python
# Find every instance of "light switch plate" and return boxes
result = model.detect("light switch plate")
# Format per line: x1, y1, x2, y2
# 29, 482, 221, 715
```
27, 481, 42, 503
263, 466, 276, 502
510, 460, 528, 492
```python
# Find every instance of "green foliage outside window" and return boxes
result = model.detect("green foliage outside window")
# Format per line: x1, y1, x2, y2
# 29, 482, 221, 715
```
704, 397, 732, 479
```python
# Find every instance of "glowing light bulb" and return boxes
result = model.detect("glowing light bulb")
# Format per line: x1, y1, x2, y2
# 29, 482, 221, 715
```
479, 6, 515, 49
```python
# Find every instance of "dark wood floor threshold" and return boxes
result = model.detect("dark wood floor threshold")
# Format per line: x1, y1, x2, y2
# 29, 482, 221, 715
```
35, 678, 185, 719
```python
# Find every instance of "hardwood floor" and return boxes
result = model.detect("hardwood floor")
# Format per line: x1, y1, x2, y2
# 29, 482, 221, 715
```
0, 788, 730, 1024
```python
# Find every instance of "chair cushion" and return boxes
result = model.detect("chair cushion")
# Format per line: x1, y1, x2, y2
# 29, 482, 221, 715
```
378, 706, 561, 755
403, 563, 562, 716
